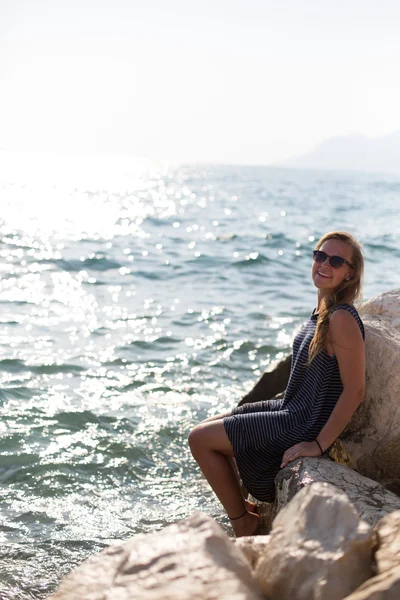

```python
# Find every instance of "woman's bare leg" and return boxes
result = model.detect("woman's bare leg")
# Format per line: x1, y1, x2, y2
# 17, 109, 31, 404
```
196, 410, 258, 514
188, 419, 260, 536
197, 411, 258, 514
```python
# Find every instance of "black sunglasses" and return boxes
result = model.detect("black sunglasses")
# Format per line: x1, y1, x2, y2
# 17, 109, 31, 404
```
313, 250, 354, 269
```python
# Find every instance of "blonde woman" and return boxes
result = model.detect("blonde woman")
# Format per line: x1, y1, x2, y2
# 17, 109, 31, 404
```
188, 231, 365, 537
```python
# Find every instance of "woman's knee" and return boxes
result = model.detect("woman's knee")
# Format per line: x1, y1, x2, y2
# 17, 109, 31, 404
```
187, 425, 204, 453
188, 420, 232, 456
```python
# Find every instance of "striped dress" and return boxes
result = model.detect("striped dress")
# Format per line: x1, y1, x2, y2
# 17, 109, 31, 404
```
223, 303, 365, 502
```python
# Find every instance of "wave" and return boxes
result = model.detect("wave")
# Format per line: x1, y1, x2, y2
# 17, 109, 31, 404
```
55, 257, 122, 272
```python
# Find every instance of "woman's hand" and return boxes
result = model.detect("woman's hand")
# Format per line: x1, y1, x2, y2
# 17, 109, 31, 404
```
280, 441, 322, 469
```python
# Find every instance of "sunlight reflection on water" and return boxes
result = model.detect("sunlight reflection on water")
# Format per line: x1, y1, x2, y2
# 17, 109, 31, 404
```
0, 154, 399, 597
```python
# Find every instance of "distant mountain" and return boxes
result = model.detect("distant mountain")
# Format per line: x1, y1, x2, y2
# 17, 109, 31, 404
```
277, 131, 400, 175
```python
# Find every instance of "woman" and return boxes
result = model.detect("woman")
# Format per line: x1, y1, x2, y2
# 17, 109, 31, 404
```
188, 231, 365, 537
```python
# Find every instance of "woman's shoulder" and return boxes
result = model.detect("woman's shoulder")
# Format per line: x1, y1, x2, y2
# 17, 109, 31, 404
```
330, 303, 365, 338
331, 303, 362, 318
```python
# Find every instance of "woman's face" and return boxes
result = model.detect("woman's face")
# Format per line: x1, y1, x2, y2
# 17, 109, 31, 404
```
312, 238, 354, 293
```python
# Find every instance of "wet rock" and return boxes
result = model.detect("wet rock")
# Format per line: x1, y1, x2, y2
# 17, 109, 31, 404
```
48, 512, 265, 600
254, 482, 375, 600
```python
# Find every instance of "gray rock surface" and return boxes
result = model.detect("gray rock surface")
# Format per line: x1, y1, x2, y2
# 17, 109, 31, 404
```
254, 482, 375, 600
48, 512, 265, 600
249, 457, 400, 532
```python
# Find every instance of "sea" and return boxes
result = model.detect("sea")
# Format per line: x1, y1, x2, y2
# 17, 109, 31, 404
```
0, 153, 399, 599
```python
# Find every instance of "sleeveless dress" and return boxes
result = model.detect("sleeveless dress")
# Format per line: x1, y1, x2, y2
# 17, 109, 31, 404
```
223, 303, 365, 502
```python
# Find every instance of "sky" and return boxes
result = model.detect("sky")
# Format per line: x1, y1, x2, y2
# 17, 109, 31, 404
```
1, 0, 400, 165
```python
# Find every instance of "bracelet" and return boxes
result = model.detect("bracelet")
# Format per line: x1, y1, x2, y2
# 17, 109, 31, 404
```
315, 439, 323, 455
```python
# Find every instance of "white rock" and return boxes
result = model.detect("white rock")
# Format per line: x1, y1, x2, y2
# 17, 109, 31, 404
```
232, 535, 271, 569
374, 510, 400, 573
48, 512, 265, 600
254, 482, 375, 600
343, 568, 400, 599
343, 511, 400, 598
361, 288, 400, 325
331, 292, 400, 494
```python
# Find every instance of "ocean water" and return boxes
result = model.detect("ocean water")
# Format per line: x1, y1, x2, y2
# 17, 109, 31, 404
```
0, 155, 399, 599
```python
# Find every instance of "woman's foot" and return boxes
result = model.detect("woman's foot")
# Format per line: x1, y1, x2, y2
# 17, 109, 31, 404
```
230, 510, 261, 537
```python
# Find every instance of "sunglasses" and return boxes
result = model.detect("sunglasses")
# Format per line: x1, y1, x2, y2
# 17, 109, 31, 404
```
313, 250, 354, 269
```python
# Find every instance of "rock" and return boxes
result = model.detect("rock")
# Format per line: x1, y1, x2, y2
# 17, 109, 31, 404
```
342, 511, 400, 599
374, 510, 400, 573
232, 536, 271, 569
254, 482, 375, 600
343, 511, 400, 599
48, 512, 265, 600
331, 289, 400, 494
239, 353, 291, 406
248, 457, 400, 533
273, 457, 400, 529
340, 510, 400, 600
361, 288, 400, 327
343, 569, 400, 599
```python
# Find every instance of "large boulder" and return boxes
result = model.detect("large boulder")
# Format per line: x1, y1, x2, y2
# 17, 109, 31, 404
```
48, 512, 265, 600
249, 457, 400, 532
254, 482, 375, 600
343, 510, 400, 599
361, 289, 400, 326
331, 289, 400, 494
238, 353, 291, 405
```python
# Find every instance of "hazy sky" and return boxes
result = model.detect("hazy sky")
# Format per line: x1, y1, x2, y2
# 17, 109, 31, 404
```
1, 0, 400, 164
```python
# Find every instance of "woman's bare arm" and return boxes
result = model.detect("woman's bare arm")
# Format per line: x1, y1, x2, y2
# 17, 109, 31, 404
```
316, 309, 365, 451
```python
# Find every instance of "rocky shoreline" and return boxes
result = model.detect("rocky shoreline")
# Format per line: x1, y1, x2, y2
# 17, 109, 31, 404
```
47, 289, 400, 599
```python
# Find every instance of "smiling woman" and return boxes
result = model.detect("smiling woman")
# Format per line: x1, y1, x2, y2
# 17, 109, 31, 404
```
309, 232, 364, 362
188, 231, 366, 537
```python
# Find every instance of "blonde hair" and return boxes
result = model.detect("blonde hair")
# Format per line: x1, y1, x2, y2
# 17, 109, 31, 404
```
308, 231, 364, 363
